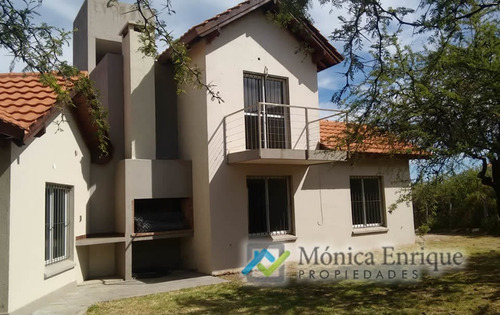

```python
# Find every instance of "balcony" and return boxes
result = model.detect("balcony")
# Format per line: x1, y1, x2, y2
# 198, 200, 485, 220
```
223, 102, 348, 164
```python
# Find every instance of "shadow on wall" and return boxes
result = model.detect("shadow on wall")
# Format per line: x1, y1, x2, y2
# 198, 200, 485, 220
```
208, 161, 307, 271
0, 140, 10, 314
155, 62, 179, 160
7, 114, 92, 234
208, 119, 225, 180
127, 64, 155, 159
301, 160, 411, 191
206, 10, 318, 92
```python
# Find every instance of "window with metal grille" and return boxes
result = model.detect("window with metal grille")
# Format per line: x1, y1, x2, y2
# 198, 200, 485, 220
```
243, 73, 291, 150
350, 177, 385, 228
247, 176, 292, 236
45, 184, 71, 265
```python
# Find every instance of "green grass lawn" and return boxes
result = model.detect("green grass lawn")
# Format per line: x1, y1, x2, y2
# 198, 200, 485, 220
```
87, 235, 500, 314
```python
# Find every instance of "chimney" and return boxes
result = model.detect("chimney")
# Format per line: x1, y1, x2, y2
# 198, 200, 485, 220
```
121, 23, 156, 160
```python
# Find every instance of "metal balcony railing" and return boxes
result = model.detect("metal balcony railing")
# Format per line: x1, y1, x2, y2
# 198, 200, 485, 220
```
223, 102, 347, 158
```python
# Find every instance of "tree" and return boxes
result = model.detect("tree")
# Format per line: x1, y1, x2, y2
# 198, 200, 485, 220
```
348, 13, 500, 216
0, 0, 110, 154
276, 0, 500, 217
106, 0, 223, 103
2, 0, 500, 214
412, 167, 498, 233
0, 0, 221, 156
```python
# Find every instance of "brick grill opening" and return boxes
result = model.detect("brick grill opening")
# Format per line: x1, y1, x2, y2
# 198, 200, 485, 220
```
133, 198, 189, 233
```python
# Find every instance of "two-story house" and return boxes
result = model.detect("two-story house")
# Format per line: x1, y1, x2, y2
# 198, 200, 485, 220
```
0, 0, 418, 313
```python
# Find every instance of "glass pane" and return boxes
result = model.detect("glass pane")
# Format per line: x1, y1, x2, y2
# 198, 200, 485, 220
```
45, 187, 51, 262
244, 75, 264, 149
363, 178, 382, 225
350, 178, 364, 225
265, 78, 284, 105
45, 185, 69, 263
247, 178, 267, 234
244, 75, 262, 111
53, 189, 63, 260
266, 116, 287, 149
245, 115, 261, 150
268, 178, 289, 233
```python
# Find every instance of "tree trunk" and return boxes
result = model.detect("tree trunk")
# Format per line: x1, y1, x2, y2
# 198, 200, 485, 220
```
478, 157, 500, 218
492, 160, 500, 218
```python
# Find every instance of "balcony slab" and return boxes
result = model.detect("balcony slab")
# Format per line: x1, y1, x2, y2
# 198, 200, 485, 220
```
227, 149, 347, 165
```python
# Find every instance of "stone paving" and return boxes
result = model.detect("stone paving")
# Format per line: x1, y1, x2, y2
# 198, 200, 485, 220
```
32, 272, 226, 315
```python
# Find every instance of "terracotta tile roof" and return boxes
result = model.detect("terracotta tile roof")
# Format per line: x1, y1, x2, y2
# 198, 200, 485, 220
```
0, 72, 59, 132
190, 0, 252, 30
320, 120, 424, 158
158, 0, 343, 71
0, 72, 112, 163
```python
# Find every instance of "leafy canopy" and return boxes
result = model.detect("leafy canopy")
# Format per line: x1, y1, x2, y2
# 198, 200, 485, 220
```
0, 0, 110, 154
279, 0, 500, 212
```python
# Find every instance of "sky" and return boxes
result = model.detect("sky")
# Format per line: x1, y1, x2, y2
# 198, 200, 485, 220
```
0, 0, 424, 109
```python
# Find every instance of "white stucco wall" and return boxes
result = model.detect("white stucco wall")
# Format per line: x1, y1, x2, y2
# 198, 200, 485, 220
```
205, 11, 319, 174
122, 26, 157, 160
177, 9, 415, 273
291, 159, 415, 254
73, 0, 142, 72
208, 159, 415, 273
176, 41, 213, 273
7, 113, 90, 312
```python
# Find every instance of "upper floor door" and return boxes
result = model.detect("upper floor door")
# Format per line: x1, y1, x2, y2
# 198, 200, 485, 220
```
243, 73, 291, 150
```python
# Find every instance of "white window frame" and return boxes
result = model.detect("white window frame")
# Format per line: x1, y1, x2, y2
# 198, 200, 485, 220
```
45, 184, 72, 266
247, 176, 293, 237
350, 176, 386, 228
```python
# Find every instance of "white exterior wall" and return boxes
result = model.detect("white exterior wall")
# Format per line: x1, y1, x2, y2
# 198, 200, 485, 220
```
73, 0, 142, 72
7, 113, 90, 312
206, 11, 319, 161
207, 159, 415, 273
291, 159, 415, 256
176, 42, 213, 273
178, 9, 415, 273
122, 26, 157, 160
202, 10, 312, 272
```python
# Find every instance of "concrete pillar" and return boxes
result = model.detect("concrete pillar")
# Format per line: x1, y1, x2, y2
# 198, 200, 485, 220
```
121, 23, 157, 160
73, 0, 142, 72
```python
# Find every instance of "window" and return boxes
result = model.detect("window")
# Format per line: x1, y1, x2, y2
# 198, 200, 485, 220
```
45, 184, 71, 265
243, 73, 290, 149
247, 176, 292, 236
350, 177, 385, 228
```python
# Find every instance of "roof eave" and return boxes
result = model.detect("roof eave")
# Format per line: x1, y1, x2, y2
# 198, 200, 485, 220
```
158, 0, 344, 72
0, 119, 25, 145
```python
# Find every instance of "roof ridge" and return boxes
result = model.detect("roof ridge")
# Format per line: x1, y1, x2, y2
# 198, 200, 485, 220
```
180, 0, 253, 39
0, 71, 89, 79
0, 72, 41, 77
158, 0, 343, 70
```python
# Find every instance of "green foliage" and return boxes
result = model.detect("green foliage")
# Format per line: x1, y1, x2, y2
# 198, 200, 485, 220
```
0, 0, 110, 156
412, 168, 499, 234
0, 0, 71, 73
271, 0, 313, 26
279, 0, 500, 215
266, 0, 316, 59
107, 0, 223, 103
